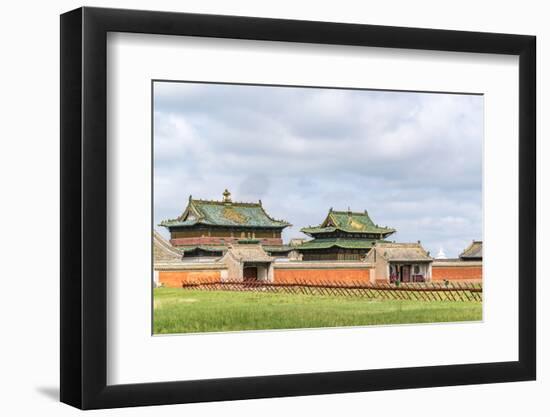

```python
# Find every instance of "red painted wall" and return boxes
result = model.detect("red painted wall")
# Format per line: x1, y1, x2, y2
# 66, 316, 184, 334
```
159, 266, 374, 287
274, 268, 371, 284
159, 270, 221, 287
432, 265, 482, 282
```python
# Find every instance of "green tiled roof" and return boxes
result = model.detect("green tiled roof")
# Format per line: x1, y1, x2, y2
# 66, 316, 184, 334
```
296, 238, 386, 251
301, 209, 395, 236
263, 245, 293, 253
160, 195, 291, 229
179, 244, 292, 254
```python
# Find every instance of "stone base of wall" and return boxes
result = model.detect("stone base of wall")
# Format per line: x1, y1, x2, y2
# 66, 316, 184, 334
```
432, 261, 482, 282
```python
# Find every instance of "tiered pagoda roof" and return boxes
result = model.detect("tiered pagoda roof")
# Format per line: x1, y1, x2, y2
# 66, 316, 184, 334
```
160, 190, 291, 230
298, 208, 395, 252
301, 208, 395, 237
295, 238, 384, 251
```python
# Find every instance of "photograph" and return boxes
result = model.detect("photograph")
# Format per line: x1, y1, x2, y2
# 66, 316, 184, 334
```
0, 0, 542, 413
152, 81, 484, 335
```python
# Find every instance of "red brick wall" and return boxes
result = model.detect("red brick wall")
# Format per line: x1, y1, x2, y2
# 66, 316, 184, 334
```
274, 268, 371, 284
432, 265, 482, 282
158, 270, 221, 288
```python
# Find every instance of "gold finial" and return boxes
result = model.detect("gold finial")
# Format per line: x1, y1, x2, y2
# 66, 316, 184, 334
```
222, 189, 232, 203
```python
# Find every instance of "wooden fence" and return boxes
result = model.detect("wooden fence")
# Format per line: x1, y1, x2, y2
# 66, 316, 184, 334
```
180, 280, 482, 302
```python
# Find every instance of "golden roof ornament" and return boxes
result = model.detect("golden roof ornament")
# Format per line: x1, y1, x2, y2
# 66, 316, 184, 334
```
222, 189, 232, 203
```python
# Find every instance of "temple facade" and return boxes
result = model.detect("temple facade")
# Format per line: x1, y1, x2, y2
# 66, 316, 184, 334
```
159, 190, 292, 258
366, 242, 433, 283
297, 208, 395, 261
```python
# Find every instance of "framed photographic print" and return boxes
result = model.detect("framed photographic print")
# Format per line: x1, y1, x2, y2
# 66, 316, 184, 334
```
60, 6, 536, 409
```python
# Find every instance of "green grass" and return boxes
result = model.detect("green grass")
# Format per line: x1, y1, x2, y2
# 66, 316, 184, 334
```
153, 288, 482, 334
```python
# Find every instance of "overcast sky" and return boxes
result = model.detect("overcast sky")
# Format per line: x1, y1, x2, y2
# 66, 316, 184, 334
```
153, 81, 483, 258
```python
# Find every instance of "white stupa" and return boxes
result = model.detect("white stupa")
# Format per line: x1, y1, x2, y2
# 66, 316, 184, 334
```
435, 247, 447, 260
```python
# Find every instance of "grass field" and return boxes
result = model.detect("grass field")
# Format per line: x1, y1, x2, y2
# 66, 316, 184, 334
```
153, 288, 482, 334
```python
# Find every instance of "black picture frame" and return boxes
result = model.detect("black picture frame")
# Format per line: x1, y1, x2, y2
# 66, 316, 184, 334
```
60, 6, 536, 410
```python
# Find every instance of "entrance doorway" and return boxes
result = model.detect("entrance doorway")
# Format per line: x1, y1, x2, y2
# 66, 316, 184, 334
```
243, 266, 258, 281
401, 265, 411, 283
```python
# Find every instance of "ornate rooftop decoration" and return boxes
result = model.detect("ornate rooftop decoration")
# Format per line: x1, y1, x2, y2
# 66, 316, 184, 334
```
222, 188, 232, 203
160, 191, 291, 229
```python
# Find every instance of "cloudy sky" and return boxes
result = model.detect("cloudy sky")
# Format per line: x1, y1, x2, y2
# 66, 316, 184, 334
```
153, 81, 483, 258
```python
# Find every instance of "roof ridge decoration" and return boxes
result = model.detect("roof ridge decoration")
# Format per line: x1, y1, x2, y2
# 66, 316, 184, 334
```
330, 209, 372, 216
222, 188, 232, 203
190, 197, 263, 207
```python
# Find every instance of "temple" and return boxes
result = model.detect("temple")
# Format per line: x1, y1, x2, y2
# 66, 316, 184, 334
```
154, 195, 483, 285
159, 190, 292, 258
297, 208, 396, 261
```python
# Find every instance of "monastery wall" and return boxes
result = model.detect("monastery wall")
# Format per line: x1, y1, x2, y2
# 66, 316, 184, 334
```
156, 263, 225, 288
156, 261, 481, 287
273, 262, 374, 284
155, 261, 375, 287
432, 261, 482, 282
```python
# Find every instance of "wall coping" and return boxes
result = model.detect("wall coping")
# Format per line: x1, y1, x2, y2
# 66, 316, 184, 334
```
154, 262, 227, 271
433, 260, 482, 267
155, 260, 375, 271
274, 261, 373, 270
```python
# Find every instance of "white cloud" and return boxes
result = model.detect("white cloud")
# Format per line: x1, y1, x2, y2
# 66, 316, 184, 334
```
153, 82, 483, 257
